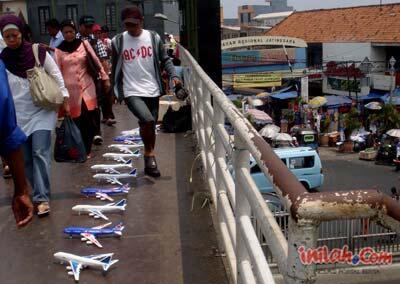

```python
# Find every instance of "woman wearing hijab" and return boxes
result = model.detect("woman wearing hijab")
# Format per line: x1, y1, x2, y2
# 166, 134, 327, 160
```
0, 14, 70, 216
55, 20, 110, 157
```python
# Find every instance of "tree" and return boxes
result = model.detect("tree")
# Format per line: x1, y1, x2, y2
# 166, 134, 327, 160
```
344, 107, 362, 141
370, 104, 400, 134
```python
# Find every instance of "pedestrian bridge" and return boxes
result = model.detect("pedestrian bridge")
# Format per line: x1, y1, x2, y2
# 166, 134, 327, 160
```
2, 45, 400, 284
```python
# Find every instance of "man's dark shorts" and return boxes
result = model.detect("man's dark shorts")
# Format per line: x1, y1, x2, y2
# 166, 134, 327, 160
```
124, 96, 160, 124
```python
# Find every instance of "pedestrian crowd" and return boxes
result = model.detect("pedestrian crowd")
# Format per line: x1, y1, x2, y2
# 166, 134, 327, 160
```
0, 6, 182, 227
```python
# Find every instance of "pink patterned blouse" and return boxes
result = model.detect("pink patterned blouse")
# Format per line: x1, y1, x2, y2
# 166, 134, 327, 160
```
55, 40, 109, 118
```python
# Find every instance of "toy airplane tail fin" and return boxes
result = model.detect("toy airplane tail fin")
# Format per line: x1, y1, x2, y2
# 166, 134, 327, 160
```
129, 168, 137, 176
113, 222, 125, 235
102, 258, 119, 271
121, 184, 130, 192
115, 199, 127, 209
125, 159, 132, 165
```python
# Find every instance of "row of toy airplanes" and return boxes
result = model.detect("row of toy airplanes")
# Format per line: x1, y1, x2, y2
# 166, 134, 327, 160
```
54, 126, 160, 282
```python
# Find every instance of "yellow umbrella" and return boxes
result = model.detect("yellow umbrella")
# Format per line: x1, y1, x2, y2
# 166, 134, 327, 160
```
308, 96, 327, 108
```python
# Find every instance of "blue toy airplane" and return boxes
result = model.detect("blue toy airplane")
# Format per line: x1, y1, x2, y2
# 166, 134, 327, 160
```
81, 184, 131, 201
64, 222, 125, 248
113, 135, 142, 143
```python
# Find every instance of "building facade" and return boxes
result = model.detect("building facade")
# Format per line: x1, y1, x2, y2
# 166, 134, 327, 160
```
238, 0, 293, 27
252, 11, 293, 27
0, 0, 28, 21
266, 4, 400, 97
26, 0, 177, 43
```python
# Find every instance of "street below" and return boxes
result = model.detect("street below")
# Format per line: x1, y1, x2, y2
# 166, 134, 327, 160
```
319, 147, 399, 195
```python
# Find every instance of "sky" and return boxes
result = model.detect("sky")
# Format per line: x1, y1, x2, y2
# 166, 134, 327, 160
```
221, 0, 400, 18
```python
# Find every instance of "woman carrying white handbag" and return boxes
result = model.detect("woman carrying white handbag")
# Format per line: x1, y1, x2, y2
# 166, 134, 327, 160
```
0, 15, 70, 216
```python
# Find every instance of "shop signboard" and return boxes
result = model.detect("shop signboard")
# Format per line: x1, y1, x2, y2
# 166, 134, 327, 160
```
233, 73, 282, 88
372, 74, 394, 91
222, 49, 295, 68
221, 36, 308, 50
327, 77, 361, 93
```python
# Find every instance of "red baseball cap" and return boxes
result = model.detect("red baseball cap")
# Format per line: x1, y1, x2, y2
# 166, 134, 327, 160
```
92, 24, 101, 32
121, 6, 143, 24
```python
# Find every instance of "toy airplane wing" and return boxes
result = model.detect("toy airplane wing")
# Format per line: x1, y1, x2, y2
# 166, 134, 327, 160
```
81, 232, 103, 248
88, 253, 114, 260
95, 193, 114, 202
119, 147, 133, 154
107, 177, 123, 186
107, 168, 121, 174
115, 157, 128, 163
92, 222, 112, 230
69, 260, 82, 281
88, 209, 109, 220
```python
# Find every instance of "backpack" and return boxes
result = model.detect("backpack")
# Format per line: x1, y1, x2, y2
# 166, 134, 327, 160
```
162, 105, 192, 133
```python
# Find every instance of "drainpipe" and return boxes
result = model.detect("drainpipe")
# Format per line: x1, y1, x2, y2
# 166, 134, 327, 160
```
50, 0, 56, 17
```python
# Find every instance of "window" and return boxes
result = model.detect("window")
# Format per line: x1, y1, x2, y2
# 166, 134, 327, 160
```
38, 6, 50, 35
240, 13, 244, 24
105, 3, 117, 31
289, 156, 315, 169
250, 164, 261, 174
281, 158, 287, 166
66, 5, 78, 26
247, 13, 251, 23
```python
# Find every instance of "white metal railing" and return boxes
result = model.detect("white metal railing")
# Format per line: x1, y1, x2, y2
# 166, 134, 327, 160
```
180, 46, 287, 284
179, 44, 400, 284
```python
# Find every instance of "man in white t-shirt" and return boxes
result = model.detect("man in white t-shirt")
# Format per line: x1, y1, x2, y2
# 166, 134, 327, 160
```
111, 6, 181, 178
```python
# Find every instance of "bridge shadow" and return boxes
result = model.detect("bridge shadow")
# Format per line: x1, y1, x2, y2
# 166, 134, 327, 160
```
174, 132, 228, 284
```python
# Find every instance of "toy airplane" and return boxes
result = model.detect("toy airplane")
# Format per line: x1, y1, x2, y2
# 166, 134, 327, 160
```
64, 222, 125, 248
93, 169, 137, 186
113, 135, 142, 143
103, 150, 141, 163
81, 184, 131, 201
117, 140, 144, 146
120, 128, 140, 136
108, 144, 143, 154
90, 159, 133, 173
54, 252, 119, 282
72, 199, 127, 220
121, 125, 160, 136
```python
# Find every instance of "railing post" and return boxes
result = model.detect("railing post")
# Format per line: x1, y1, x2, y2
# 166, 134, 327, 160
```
188, 68, 199, 144
286, 218, 318, 284
215, 103, 237, 283
234, 133, 251, 283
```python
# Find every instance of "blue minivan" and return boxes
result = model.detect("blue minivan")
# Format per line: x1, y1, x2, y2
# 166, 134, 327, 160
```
250, 147, 324, 193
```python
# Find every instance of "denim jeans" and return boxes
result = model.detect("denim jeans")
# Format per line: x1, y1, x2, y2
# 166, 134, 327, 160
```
22, 130, 51, 203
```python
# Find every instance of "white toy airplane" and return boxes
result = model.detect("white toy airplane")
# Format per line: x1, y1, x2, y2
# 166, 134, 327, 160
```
54, 252, 119, 282
108, 144, 143, 154
121, 125, 160, 136
90, 160, 133, 173
103, 150, 141, 163
72, 199, 127, 220
93, 169, 137, 185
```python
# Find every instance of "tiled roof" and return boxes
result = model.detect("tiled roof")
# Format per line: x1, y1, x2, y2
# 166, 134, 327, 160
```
266, 4, 400, 43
